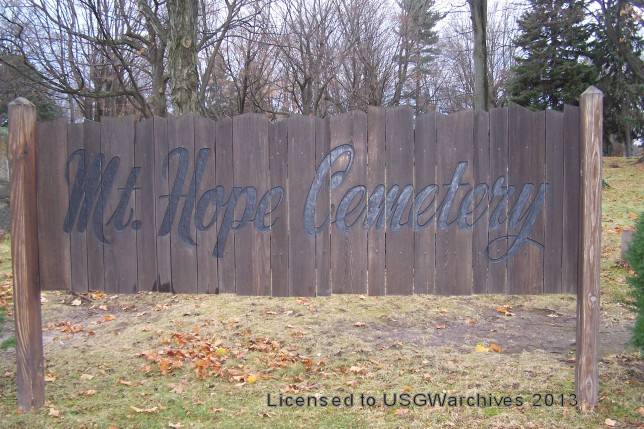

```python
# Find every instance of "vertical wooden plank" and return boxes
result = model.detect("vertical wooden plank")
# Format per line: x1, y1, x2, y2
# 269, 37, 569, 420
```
9, 98, 44, 410
269, 120, 289, 296
215, 118, 235, 293
102, 117, 137, 293
154, 117, 172, 292
195, 117, 218, 293
507, 105, 546, 294
315, 117, 331, 296
135, 118, 158, 291
435, 111, 474, 295
562, 105, 581, 294
287, 115, 316, 296
576, 86, 602, 412
81, 121, 104, 291
385, 107, 414, 295
233, 114, 271, 295
367, 107, 386, 296
472, 111, 490, 294
545, 110, 565, 293
330, 111, 368, 294
487, 108, 509, 294
37, 118, 71, 290
167, 114, 197, 293
67, 123, 88, 293
413, 112, 437, 295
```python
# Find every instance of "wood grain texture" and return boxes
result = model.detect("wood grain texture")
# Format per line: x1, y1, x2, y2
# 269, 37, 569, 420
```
385, 108, 414, 295
576, 87, 602, 412
67, 123, 88, 293
215, 117, 235, 293
102, 116, 137, 293
413, 112, 437, 294
37, 118, 71, 291
194, 116, 218, 293
168, 114, 197, 293
233, 114, 270, 295
472, 111, 490, 294
367, 107, 386, 296
545, 110, 564, 293
315, 117, 331, 296
9, 98, 45, 410
135, 118, 158, 292
269, 120, 289, 296
487, 108, 509, 293
287, 115, 317, 296
153, 117, 172, 292
330, 111, 368, 294
507, 105, 545, 294
563, 105, 581, 294
435, 111, 474, 295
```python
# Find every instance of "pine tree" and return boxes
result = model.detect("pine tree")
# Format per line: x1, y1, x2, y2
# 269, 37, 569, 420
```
507, 0, 597, 110
591, 2, 643, 156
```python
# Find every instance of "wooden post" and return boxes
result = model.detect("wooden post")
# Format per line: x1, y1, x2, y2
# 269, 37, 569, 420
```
9, 98, 44, 411
576, 86, 602, 412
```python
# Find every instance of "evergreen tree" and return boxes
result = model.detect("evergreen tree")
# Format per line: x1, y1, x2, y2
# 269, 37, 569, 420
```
507, 0, 597, 110
591, 2, 643, 156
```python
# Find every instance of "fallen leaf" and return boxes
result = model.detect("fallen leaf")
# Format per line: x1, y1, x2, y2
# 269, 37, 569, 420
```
394, 408, 409, 416
475, 343, 489, 353
354, 322, 366, 328
82, 389, 97, 396
489, 343, 502, 353
102, 314, 115, 322
434, 323, 447, 330
44, 373, 57, 382
48, 408, 60, 417
604, 418, 617, 427
636, 407, 644, 417
495, 305, 514, 316
118, 379, 133, 386
168, 423, 182, 429
71, 298, 82, 306
80, 373, 94, 381
130, 405, 159, 414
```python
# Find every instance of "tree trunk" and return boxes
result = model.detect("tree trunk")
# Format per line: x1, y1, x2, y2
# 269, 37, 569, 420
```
624, 124, 632, 158
469, 0, 489, 111
167, 0, 199, 114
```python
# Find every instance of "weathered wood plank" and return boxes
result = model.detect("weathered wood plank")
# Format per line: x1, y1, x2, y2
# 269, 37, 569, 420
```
9, 98, 44, 410
194, 116, 218, 293
67, 123, 88, 293
562, 105, 581, 294
576, 86, 602, 412
37, 118, 71, 291
487, 108, 509, 294
315, 117, 331, 296
330, 111, 368, 294
102, 117, 137, 293
135, 118, 158, 292
215, 117, 235, 293
367, 107, 386, 296
545, 110, 565, 293
413, 112, 437, 294
385, 107, 414, 295
153, 117, 172, 293
167, 115, 197, 293
435, 111, 474, 295
287, 115, 316, 296
269, 120, 289, 296
233, 114, 270, 295
472, 111, 490, 294
507, 105, 546, 294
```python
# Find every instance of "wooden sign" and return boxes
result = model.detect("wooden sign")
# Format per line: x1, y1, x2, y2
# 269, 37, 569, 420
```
35, 107, 583, 296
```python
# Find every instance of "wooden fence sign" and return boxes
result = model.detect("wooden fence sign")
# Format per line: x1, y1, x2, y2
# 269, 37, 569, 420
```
9, 87, 603, 411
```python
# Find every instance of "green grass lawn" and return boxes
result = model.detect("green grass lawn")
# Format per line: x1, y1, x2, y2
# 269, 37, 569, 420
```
0, 158, 642, 428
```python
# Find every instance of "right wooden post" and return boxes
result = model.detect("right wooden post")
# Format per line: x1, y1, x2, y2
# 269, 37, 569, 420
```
576, 86, 603, 412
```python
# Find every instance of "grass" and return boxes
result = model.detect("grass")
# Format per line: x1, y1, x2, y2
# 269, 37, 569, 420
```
0, 158, 642, 428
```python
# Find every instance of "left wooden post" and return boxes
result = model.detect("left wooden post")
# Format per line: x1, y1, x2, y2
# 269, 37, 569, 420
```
9, 97, 44, 411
